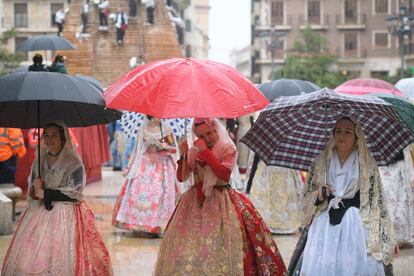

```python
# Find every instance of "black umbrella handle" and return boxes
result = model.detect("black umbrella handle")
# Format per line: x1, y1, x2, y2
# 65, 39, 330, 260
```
37, 100, 41, 178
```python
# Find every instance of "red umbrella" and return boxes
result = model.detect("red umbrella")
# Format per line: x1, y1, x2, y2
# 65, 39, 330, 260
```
104, 58, 269, 118
335, 77, 404, 97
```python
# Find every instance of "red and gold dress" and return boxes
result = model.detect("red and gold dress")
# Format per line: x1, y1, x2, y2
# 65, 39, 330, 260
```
154, 140, 286, 275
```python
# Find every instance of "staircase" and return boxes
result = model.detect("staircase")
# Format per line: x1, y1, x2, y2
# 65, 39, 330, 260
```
59, 0, 182, 87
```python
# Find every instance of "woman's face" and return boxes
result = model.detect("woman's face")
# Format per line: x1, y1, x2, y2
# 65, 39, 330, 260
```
194, 123, 219, 149
43, 126, 63, 153
333, 119, 356, 152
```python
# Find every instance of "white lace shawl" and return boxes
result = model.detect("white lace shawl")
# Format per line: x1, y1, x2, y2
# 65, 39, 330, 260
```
302, 120, 396, 264
28, 122, 85, 201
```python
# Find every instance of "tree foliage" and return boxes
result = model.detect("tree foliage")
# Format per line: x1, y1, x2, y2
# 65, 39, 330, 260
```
273, 26, 357, 88
0, 29, 23, 76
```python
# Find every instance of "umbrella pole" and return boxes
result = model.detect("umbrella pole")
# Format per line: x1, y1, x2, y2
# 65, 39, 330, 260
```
37, 100, 41, 178
159, 121, 164, 141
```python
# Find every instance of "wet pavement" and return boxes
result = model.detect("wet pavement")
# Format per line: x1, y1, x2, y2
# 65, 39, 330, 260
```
1, 168, 413, 275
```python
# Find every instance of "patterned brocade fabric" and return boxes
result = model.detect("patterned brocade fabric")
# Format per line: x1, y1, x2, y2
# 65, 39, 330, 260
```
154, 186, 286, 276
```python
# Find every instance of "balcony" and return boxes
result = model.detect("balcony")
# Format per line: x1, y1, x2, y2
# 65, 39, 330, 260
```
336, 13, 366, 30
299, 14, 329, 30
256, 15, 292, 31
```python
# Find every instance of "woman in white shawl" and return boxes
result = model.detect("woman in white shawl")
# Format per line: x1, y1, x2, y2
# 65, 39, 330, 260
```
294, 117, 398, 276
1, 121, 113, 276
154, 118, 286, 276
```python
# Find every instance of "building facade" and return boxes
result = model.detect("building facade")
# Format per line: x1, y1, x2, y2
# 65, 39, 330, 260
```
230, 45, 252, 78
169, 0, 210, 59
1, 0, 67, 63
251, 0, 413, 83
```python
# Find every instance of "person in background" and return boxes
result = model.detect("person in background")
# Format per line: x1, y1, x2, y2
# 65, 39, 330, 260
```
379, 147, 414, 249
48, 55, 68, 74
28, 54, 47, 72
112, 116, 179, 238
0, 128, 26, 184
55, 8, 66, 36
81, 0, 90, 35
114, 9, 128, 44
98, 0, 109, 30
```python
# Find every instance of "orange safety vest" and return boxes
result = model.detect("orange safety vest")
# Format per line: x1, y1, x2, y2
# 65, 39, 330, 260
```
0, 128, 26, 162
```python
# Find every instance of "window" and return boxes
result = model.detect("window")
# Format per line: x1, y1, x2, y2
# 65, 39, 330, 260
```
345, 0, 357, 23
371, 71, 388, 78
271, 1, 283, 25
375, 0, 388, 14
14, 3, 28, 27
51, 3, 64, 27
15, 37, 28, 60
374, 32, 388, 48
344, 32, 358, 57
308, 1, 321, 24
185, 19, 191, 32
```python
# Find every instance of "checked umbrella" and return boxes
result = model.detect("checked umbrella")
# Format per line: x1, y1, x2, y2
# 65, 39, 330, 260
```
241, 88, 414, 171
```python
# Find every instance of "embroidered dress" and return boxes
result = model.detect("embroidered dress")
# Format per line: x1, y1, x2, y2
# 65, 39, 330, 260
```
301, 151, 384, 275
1, 122, 113, 276
379, 147, 414, 244
296, 120, 396, 276
154, 119, 286, 276
249, 160, 303, 234
112, 123, 178, 234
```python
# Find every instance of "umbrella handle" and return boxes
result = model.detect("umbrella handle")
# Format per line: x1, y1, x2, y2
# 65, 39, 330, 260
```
37, 100, 41, 178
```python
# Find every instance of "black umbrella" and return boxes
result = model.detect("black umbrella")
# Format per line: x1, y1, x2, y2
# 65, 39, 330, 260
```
257, 78, 320, 101
0, 71, 121, 175
16, 35, 75, 51
74, 74, 104, 90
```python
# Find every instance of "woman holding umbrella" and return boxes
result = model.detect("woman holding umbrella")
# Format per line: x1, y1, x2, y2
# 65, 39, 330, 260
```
1, 121, 113, 276
154, 118, 286, 275
298, 117, 397, 276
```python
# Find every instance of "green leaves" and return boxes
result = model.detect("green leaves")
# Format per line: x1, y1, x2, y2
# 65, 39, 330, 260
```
274, 25, 356, 88
0, 28, 23, 76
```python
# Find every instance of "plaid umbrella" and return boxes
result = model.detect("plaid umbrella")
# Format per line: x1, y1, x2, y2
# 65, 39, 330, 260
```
241, 88, 414, 171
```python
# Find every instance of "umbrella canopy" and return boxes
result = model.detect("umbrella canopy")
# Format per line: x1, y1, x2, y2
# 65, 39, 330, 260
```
258, 78, 320, 101
0, 71, 120, 128
335, 77, 404, 97
395, 77, 414, 99
121, 111, 192, 138
378, 96, 414, 134
16, 35, 75, 51
241, 88, 414, 171
74, 74, 104, 90
104, 58, 269, 118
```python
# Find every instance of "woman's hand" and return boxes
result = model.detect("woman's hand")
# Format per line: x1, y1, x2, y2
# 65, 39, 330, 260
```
179, 139, 188, 156
122, 167, 130, 177
33, 178, 44, 191
395, 244, 400, 257
194, 139, 208, 151
34, 188, 44, 200
317, 184, 333, 201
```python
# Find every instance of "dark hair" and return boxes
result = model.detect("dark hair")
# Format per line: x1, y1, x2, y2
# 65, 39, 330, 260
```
54, 55, 65, 64
44, 122, 66, 146
32, 54, 43, 65
146, 115, 153, 120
